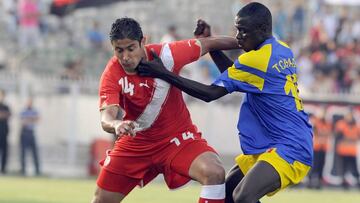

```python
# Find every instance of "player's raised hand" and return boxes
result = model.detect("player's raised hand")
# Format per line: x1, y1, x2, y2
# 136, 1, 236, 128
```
137, 50, 169, 79
193, 19, 211, 38
112, 120, 137, 138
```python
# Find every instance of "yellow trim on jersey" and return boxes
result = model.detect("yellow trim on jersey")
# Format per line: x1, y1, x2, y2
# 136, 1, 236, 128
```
235, 149, 310, 196
228, 65, 265, 91
238, 44, 272, 73
277, 40, 290, 48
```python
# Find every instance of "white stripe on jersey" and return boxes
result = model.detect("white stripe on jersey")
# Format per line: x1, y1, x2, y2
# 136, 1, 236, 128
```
135, 43, 174, 132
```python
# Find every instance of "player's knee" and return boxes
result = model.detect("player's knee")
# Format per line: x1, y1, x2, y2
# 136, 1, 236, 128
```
91, 188, 122, 203
91, 195, 119, 203
91, 191, 102, 203
199, 164, 225, 184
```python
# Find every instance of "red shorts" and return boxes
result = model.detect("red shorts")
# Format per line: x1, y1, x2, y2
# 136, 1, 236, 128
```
96, 129, 217, 195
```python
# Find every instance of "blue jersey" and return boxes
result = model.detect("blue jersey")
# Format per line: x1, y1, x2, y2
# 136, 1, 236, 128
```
213, 37, 313, 166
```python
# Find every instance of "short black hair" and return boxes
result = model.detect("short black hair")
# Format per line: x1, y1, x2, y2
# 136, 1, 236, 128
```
109, 17, 143, 42
237, 2, 272, 34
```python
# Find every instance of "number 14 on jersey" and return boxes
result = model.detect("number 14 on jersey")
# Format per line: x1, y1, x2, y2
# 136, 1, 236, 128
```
170, 132, 195, 146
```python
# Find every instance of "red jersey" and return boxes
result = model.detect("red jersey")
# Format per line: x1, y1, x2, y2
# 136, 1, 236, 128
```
99, 39, 201, 144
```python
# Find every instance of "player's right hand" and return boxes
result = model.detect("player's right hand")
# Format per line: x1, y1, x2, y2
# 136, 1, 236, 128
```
193, 19, 211, 38
112, 120, 137, 138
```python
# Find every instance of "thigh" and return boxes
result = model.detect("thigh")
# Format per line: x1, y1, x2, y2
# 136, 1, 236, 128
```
96, 168, 139, 196
225, 165, 244, 203
233, 161, 281, 201
188, 151, 224, 184
168, 139, 220, 186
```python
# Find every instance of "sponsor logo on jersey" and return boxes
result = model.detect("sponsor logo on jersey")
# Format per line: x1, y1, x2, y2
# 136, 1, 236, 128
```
139, 80, 150, 88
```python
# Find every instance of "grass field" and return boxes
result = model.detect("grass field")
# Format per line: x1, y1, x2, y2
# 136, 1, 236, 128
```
1, 176, 360, 203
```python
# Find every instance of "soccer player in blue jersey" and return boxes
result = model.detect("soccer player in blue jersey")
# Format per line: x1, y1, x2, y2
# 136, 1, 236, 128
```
137, 2, 313, 203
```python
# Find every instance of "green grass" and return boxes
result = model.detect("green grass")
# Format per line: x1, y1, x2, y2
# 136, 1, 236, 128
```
0, 176, 360, 203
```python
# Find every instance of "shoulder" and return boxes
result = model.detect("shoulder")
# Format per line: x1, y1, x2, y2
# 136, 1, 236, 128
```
145, 44, 162, 54
100, 56, 123, 85
169, 39, 201, 50
276, 39, 291, 49
237, 44, 272, 72
103, 56, 121, 76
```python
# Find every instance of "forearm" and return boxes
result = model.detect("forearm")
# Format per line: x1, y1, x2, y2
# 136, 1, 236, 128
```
101, 119, 117, 134
161, 71, 227, 102
199, 36, 238, 55
209, 50, 233, 73
100, 106, 123, 134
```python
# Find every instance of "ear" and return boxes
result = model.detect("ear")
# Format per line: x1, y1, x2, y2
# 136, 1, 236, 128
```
141, 37, 147, 47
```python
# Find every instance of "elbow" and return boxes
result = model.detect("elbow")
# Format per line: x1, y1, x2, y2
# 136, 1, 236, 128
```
200, 88, 222, 102
101, 122, 107, 132
203, 98, 212, 103
202, 95, 217, 103
101, 121, 109, 132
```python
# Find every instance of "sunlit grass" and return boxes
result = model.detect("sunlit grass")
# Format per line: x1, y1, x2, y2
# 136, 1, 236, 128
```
0, 176, 360, 203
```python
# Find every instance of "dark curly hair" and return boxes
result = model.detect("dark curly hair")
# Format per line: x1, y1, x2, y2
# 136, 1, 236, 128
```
109, 17, 143, 43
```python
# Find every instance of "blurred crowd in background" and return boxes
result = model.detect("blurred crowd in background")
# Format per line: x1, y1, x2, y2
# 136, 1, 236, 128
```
305, 104, 360, 190
0, 0, 359, 94
0, 0, 360, 190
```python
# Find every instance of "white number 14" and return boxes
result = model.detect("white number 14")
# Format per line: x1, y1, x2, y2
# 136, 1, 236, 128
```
119, 77, 134, 96
170, 132, 195, 146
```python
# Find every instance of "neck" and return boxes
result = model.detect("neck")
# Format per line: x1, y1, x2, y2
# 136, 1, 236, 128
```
254, 34, 272, 49
123, 69, 137, 75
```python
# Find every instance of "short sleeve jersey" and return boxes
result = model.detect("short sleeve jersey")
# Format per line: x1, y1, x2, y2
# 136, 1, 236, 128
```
213, 37, 313, 166
99, 39, 201, 142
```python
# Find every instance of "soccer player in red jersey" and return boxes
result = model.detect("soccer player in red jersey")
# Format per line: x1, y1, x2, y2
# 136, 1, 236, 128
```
91, 17, 239, 203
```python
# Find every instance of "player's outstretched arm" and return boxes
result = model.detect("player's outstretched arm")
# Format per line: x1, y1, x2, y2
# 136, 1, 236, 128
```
137, 51, 228, 102
194, 19, 235, 73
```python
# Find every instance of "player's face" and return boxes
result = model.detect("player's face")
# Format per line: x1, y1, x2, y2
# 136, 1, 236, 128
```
234, 16, 257, 52
112, 38, 146, 74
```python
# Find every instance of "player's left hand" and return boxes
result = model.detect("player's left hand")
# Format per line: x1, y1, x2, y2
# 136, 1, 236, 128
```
137, 50, 169, 78
193, 19, 211, 38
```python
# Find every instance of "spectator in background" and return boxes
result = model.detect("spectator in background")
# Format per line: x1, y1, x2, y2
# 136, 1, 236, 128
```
160, 25, 180, 43
297, 49, 314, 93
307, 107, 332, 189
321, 5, 338, 42
351, 13, 360, 41
17, 0, 42, 51
273, 1, 288, 40
0, 89, 11, 174
86, 20, 106, 51
350, 70, 360, 94
334, 109, 360, 189
58, 58, 84, 94
20, 97, 40, 176
0, 48, 7, 70
3, 0, 18, 40
37, 0, 50, 37
60, 58, 84, 81
291, 0, 305, 40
